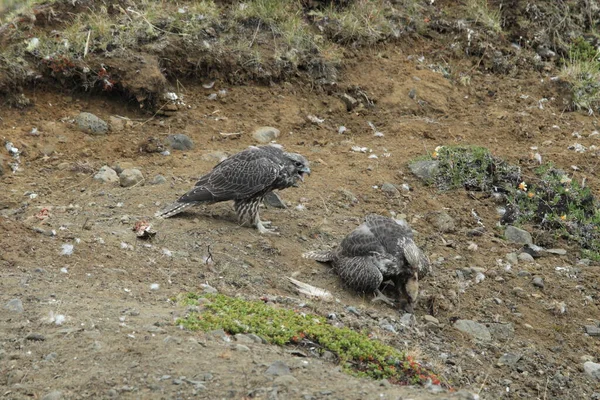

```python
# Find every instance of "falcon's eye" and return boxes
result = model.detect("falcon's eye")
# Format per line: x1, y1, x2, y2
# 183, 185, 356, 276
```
294, 161, 303, 167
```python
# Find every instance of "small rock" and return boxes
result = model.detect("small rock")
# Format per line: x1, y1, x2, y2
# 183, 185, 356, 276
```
345, 306, 360, 316
252, 126, 280, 143
505, 226, 533, 244
506, 252, 519, 265
207, 329, 230, 342
497, 353, 522, 367
399, 313, 416, 328
166, 134, 194, 151
4, 298, 24, 313
585, 325, 600, 337
274, 375, 299, 386
201, 151, 228, 162
532, 276, 544, 288
94, 166, 119, 183
584, 361, 600, 380
487, 323, 515, 341
453, 319, 491, 341
119, 168, 144, 187
149, 174, 167, 185
234, 334, 255, 344
265, 361, 291, 376
163, 336, 182, 345
234, 344, 250, 352
428, 211, 456, 233
339, 93, 359, 111
517, 270, 531, 277
263, 191, 287, 208
518, 252, 535, 263
409, 160, 439, 182
423, 315, 439, 324
76, 112, 108, 135
42, 391, 63, 400
246, 333, 266, 344
25, 333, 46, 341
547, 248, 567, 256
380, 182, 399, 196
200, 283, 218, 294
109, 116, 125, 132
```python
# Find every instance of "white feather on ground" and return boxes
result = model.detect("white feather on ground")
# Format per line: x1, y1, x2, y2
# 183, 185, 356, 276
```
287, 277, 333, 302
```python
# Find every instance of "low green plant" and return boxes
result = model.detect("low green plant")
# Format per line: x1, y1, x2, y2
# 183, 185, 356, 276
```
465, 0, 502, 33
561, 38, 600, 114
176, 293, 441, 386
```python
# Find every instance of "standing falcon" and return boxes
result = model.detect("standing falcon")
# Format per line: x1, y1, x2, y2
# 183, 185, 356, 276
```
155, 145, 310, 233
303, 214, 431, 312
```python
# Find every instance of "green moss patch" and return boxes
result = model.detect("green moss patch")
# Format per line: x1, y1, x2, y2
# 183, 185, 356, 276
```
176, 293, 441, 386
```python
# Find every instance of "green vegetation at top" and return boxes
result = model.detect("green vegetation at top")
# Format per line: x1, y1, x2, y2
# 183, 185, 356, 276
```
561, 36, 600, 114
176, 293, 442, 386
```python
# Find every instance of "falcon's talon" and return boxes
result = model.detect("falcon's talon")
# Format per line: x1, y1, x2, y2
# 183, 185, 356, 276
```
257, 223, 279, 235
372, 289, 395, 306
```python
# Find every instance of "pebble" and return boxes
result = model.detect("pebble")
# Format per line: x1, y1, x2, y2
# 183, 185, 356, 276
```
273, 375, 299, 386
94, 166, 119, 183
207, 329, 230, 342
163, 336, 182, 345
380, 182, 399, 196
252, 126, 280, 143
76, 112, 108, 135
234, 333, 255, 344
532, 276, 544, 288
119, 168, 144, 187
246, 333, 266, 344
109, 116, 125, 132
149, 174, 167, 185
423, 315, 439, 324
518, 252, 535, 263
42, 391, 64, 400
428, 211, 456, 233
4, 298, 24, 313
166, 133, 194, 151
265, 360, 291, 376
453, 319, 491, 341
504, 226, 533, 244
234, 344, 250, 352
547, 248, 567, 256
505, 252, 519, 265
497, 353, 522, 367
345, 306, 360, 316
585, 325, 600, 337
26, 333, 46, 341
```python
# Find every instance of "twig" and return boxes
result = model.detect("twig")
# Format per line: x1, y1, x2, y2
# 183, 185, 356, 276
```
83, 29, 91, 58
249, 20, 261, 48
206, 245, 214, 264
138, 102, 170, 127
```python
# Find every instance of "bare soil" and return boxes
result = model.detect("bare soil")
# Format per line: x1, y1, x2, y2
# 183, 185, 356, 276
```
3, 38, 600, 399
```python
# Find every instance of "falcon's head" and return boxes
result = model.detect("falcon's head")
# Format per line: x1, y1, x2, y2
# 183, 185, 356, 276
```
283, 152, 311, 186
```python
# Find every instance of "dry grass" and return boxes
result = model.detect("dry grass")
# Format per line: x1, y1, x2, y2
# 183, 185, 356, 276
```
465, 0, 502, 33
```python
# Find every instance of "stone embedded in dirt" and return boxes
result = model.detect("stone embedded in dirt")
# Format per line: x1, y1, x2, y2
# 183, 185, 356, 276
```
532, 276, 544, 289
119, 168, 144, 187
200, 283, 218, 294
208, 329, 230, 342
505, 252, 518, 265
252, 126, 280, 143
585, 325, 600, 337
94, 166, 119, 183
234, 344, 250, 352
166, 134, 194, 151
523, 243, 545, 258
76, 112, 108, 135
201, 151, 228, 162
428, 211, 456, 233
584, 362, 600, 380
274, 375, 299, 387
26, 333, 46, 341
149, 174, 167, 185
487, 323, 515, 341
547, 248, 567, 256
246, 333, 266, 344
41, 391, 64, 400
380, 182, 399, 196
453, 319, 491, 341
518, 252, 535, 263
263, 191, 287, 208
497, 353, 522, 367
265, 360, 291, 376
423, 315, 439, 325
109, 116, 125, 132
4, 298, 24, 313
339, 93, 359, 111
163, 336, 183, 345
409, 160, 439, 182
234, 333, 255, 344
504, 226, 532, 244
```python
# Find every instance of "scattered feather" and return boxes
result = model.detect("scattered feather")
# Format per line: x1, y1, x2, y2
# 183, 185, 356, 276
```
61, 244, 74, 256
288, 277, 333, 301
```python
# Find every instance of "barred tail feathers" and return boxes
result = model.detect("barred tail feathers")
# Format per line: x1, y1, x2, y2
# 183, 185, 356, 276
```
155, 201, 196, 219
302, 250, 335, 263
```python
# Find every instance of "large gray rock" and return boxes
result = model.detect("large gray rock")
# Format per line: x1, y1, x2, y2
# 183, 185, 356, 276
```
505, 225, 533, 244
76, 112, 108, 135
265, 360, 291, 376
4, 298, 24, 313
454, 319, 491, 341
409, 160, 439, 182
94, 166, 119, 183
119, 168, 144, 187
584, 361, 600, 380
252, 126, 280, 143
166, 134, 194, 151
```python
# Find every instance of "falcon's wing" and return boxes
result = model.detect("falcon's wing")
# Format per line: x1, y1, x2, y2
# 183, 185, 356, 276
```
364, 214, 414, 254
178, 149, 280, 203
338, 222, 387, 257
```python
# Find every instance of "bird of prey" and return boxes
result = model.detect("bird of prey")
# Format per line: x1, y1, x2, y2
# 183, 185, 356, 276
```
155, 145, 310, 234
303, 214, 431, 312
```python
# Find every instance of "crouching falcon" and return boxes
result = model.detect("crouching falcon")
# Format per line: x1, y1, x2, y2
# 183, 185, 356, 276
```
155, 145, 310, 234
303, 214, 431, 312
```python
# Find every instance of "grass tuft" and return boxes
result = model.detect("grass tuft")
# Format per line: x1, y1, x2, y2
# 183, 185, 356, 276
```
560, 37, 600, 114
176, 293, 442, 386
465, 0, 502, 33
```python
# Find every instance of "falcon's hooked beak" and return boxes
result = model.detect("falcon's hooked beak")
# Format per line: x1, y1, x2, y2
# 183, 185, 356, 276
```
298, 166, 311, 182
